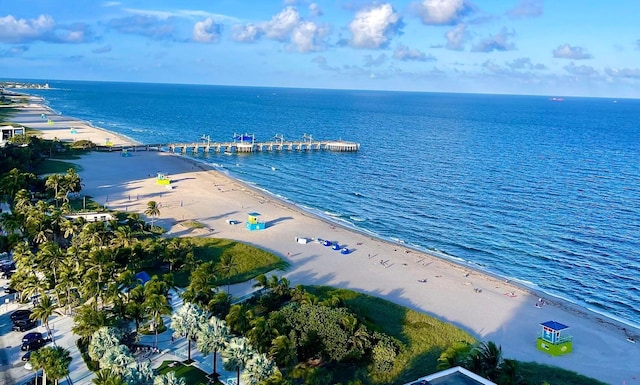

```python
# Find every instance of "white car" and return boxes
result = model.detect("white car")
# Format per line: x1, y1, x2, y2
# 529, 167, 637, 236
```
24, 362, 33, 370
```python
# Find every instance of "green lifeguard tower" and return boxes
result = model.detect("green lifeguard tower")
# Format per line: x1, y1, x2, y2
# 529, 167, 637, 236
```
156, 172, 171, 186
246, 212, 265, 231
537, 320, 572, 356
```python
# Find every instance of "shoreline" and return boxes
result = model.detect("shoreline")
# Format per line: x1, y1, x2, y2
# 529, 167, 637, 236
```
179, 153, 640, 333
7, 101, 640, 383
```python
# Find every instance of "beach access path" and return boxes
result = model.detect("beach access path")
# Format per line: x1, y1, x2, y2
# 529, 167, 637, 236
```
9, 102, 640, 384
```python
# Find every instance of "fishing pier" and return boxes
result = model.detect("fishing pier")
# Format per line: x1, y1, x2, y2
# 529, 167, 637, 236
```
167, 134, 359, 154
96, 134, 360, 153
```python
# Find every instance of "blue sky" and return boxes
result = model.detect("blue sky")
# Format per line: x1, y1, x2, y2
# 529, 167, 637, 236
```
1, 0, 640, 97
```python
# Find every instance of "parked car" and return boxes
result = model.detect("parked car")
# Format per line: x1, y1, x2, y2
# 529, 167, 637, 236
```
10, 310, 32, 321
3, 285, 17, 294
12, 320, 37, 332
22, 350, 32, 361
22, 332, 43, 344
21, 338, 47, 351
24, 361, 33, 370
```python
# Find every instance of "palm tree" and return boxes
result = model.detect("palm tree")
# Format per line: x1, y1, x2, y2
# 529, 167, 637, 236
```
222, 337, 254, 385
144, 201, 160, 230
471, 341, 504, 381
154, 372, 186, 385
437, 341, 472, 370
145, 293, 172, 348
125, 285, 148, 331
100, 345, 135, 376
30, 346, 72, 385
45, 174, 63, 207
242, 352, 277, 385
92, 369, 126, 385
225, 303, 253, 335
269, 333, 297, 370
31, 294, 60, 340
196, 316, 230, 377
72, 304, 113, 340
88, 327, 122, 362
218, 254, 238, 294
38, 241, 65, 301
171, 302, 206, 361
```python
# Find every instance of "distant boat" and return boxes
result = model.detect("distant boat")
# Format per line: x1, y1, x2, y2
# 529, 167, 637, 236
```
550, 97, 564, 102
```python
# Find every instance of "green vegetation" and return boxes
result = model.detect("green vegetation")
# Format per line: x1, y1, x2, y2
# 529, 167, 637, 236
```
36, 159, 81, 175
181, 220, 206, 229
307, 286, 476, 384
517, 362, 608, 385
175, 238, 288, 287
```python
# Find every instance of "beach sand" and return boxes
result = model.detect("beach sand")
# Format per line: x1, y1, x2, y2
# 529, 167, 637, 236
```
9, 103, 640, 384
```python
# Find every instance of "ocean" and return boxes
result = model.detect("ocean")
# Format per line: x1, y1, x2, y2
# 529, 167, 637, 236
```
18, 80, 640, 328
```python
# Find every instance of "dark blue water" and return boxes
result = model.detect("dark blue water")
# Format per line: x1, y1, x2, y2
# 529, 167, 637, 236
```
20, 80, 640, 326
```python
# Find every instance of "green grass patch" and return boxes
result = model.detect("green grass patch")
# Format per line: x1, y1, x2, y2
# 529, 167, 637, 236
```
180, 220, 206, 229
517, 361, 607, 385
68, 196, 104, 212
306, 286, 476, 384
171, 238, 288, 287
156, 360, 210, 385
35, 159, 81, 175
0, 107, 17, 121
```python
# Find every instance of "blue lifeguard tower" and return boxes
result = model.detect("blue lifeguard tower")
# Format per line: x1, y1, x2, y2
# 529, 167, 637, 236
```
246, 212, 265, 231
537, 320, 572, 356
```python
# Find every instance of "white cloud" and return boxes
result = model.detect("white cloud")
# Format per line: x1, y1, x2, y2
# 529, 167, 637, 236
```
103, 1, 121, 7
445, 23, 467, 50
605, 67, 640, 79
364, 53, 387, 67
232, 24, 261, 43
414, 0, 468, 25
553, 44, 592, 60
393, 44, 435, 61
564, 62, 598, 76
193, 17, 221, 43
263, 6, 300, 41
471, 28, 515, 52
290, 21, 328, 52
507, 57, 546, 70
0, 14, 54, 43
309, 3, 323, 17
506, 0, 543, 19
349, 3, 402, 49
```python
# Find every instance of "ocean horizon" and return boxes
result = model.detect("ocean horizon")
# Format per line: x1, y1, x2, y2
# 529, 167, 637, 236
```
16, 79, 640, 329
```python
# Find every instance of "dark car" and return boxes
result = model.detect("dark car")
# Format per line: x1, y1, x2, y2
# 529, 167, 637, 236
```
21, 338, 47, 351
12, 319, 37, 332
3, 285, 17, 294
22, 350, 32, 361
10, 309, 32, 321
22, 332, 43, 344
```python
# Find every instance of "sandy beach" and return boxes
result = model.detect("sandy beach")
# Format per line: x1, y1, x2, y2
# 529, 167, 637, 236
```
8, 102, 640, 384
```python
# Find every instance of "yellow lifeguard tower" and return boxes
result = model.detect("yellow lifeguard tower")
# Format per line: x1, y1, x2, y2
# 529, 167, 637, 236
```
246, 212, 265, 231
156, 172, 171, 186
537, 320, 572, 356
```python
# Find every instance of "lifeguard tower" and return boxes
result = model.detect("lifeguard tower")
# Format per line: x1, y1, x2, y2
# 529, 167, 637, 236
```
246, 212, 265, 231
156, 172, 171, 186
537, 320, 572, 356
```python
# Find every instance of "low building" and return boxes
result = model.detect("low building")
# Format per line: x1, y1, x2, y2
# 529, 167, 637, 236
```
405, 366, 497, 385
0, 125, 25, 145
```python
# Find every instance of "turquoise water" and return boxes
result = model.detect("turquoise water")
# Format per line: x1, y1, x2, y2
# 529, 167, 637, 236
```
20, 80, 640, 327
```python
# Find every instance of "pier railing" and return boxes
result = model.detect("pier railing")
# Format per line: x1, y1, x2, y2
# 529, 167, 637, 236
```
95, 140, 360, 153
